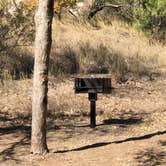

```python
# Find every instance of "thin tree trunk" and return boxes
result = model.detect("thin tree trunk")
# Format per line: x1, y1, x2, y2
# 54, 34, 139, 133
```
31, 0, 54, 154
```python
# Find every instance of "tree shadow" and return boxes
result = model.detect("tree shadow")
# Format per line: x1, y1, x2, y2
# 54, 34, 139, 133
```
102, 117, 142, 125
0, 125, 31, 136
0, 108, 164, 163
47, 111, 89, 121
71, 117, 142, 129
49, 108, 144, 127
54, 130, 166, 153
0, 110, 88, 163
0, 111, 31, 163
0, 111, 31, 136
0, 134, 30, 164
135, 148, 166, 166
47, 109, 145, 142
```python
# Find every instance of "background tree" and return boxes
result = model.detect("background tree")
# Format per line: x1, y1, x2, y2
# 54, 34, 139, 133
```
91, 0, 166, 42
133, 0, 166, 41
0, 0, 35, 81
31, 0, 54, 154
54, 0, 77, 19
87, 0, 122, 19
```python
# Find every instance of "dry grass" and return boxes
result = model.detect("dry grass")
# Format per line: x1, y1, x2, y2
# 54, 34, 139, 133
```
0, 48, 34, 83
51, 19, 166, 76
0, 16, 165, 82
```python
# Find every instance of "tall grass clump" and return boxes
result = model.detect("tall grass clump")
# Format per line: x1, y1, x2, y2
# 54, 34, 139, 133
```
0, 49, 34, 82
50, 47, 79, 76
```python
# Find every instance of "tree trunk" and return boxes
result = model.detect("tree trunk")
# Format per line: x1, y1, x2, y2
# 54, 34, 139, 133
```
31, 0, 54, 154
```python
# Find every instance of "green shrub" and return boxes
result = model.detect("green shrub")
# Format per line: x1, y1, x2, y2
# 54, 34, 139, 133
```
93, 0, 166, 42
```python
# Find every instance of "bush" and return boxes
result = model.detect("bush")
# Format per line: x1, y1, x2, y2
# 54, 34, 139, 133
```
91, 0, 166, 42
133, 0, 166, 42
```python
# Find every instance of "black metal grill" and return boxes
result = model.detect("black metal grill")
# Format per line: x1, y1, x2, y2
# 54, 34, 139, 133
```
74, 77, 111, 93
74, 75, 112, 128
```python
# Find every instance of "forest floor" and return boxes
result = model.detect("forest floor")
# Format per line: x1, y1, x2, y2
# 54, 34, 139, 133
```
0, 70, 166, 166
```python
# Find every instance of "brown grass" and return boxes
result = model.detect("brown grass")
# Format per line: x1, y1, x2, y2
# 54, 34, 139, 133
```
51, 19, 166, 76
0, 16, 166, 83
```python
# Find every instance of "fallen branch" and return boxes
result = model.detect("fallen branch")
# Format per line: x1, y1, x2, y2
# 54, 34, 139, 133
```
68, 9, 78, 18
88, 3, 122, 19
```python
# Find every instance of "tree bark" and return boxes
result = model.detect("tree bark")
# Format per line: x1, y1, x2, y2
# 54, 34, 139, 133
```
31, 0, 54, 154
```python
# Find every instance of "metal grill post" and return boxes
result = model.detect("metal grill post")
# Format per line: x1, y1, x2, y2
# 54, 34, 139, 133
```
89, 93, 97, 128
74, 75, 111, 127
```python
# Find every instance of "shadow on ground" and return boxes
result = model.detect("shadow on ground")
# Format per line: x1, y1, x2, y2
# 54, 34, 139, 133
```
135, 148, 166, 166
54, 130, 166, 153
0, 111, 31, 163
0, 109, 165, 164
0, 134, 30, 164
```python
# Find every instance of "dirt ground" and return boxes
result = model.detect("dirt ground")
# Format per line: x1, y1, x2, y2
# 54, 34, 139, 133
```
0, 72, 166, 166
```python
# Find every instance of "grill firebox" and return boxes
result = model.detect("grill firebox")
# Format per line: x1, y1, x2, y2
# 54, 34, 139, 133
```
74, 75, 112, 128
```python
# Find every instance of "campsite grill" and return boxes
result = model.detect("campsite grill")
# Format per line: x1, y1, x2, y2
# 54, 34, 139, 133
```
74, 75, 112, 128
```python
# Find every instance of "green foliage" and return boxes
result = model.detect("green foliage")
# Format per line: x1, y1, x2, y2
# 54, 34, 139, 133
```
133, 0, 166, 41
96, 0, 166, 42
